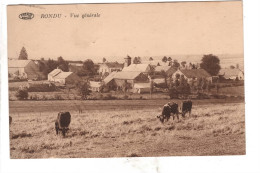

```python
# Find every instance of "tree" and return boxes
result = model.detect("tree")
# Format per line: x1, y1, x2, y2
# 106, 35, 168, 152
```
82, 59, 95, 75
162, 56, 168, 63
173, 60, 180, 68
149, 57, 153, 61
103, 57, 106, 63
77, 81, 91, 99
133, 57, 141, 64
167, 57, 172, 62
200, 54, 221, 76
181, 61, 187, 68
230, 65, 235, 69
57, 56, 69, 72
15, 89, 28, 100
161, 70, 168, 88
46, 59, 58, 74
18, 47, 28, 60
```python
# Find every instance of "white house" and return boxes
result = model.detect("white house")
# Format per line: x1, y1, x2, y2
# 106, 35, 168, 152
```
172, 69, 212, 83
48, 69, 80, 85
98, 62, 124, 75
219, 68, 244, 80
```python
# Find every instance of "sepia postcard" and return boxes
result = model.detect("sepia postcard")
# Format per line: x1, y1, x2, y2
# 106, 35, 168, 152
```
7, 1, 245, 160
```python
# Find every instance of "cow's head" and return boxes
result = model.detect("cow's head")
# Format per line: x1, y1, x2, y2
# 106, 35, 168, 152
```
157, 114, 164, 123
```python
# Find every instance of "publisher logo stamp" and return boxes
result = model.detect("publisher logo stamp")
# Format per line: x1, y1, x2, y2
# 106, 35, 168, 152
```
19, 12, 34, 20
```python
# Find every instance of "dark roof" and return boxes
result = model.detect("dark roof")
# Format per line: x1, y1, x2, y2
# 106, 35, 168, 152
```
180, 69, 211, 78
104, 62, 124, 68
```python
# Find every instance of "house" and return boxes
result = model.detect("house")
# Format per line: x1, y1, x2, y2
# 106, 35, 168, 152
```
98, 62, 124, 75
154, 66, 177, 76
133, 83, 151, 94
219, 68, 244, 80
8, 59, 45, 80
103, 71, 149, 91
172, 69, 212, 83
48, 69, 80, 85
89, 81, 102, 92
122, 64, 152, 74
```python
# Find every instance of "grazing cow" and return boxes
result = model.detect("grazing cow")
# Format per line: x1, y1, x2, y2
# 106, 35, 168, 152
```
55, 112, 71, 137
9, 116, 12, 125
157, 102, 179, 123
181, 100, 192, 117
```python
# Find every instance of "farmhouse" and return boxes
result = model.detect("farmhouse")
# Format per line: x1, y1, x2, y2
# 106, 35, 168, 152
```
172, 69, 212, 83
48, 69, 80, 85
98, 62, 124, 75
8, 60, 45, 80
219, 68, 244, 80
104, 71, 149, 91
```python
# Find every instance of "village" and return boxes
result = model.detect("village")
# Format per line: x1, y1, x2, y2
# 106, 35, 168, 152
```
8, 47, 244, 101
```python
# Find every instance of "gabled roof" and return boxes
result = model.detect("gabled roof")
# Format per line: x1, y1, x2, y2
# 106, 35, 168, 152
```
104, 71, 117, 84
103, 62, 124, 68
122, 64, 150, 72
8, 60, 32, 68
179, 69, 211, 78
155, 66, 176, 72
49, 69, 62, 77
54, 72, 73, 79
113, 71, 142, 80
104, 71, 143, 84
219, 68, 243, 78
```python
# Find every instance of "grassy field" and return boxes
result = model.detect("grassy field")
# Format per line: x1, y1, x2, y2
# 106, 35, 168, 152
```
9, 100, 245, 158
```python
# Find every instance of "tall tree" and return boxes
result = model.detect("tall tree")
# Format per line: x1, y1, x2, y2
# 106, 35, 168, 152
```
181, 61, 187, 68
200, 54, 221, 76
149, 57, 153, 61
82, 59, 95, 75
133, 57, 141, 64
173, 60, 180, 68
18, 47, 28, 60
57, 56, 69, 72
46, 59, 58, 73
162, 56, 168, 63
167, 57, 172, 61
103, 57, 107, 63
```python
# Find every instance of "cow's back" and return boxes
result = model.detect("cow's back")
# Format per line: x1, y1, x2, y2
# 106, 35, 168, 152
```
57, 112, 71, 128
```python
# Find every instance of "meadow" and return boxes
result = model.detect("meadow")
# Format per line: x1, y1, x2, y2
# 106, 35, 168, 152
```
9, 100, 245, 158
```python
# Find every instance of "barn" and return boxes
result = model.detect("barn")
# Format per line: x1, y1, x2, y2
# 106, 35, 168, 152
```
122, 64, 152, 74
103, 71, 149, 91
8, 60, 45, 80
48, 69, 80, 85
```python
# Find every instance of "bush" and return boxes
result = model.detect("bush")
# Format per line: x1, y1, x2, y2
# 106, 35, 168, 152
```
15, 89, 28, 100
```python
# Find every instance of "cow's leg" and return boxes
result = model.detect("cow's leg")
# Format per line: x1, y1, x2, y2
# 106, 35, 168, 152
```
62, 128, 66, 137
176, 113, 179, 121
189, 110, 191, 117
55, 122, 59, 135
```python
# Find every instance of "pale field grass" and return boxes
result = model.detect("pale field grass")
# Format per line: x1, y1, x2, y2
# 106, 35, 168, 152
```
9, 102, 245, 158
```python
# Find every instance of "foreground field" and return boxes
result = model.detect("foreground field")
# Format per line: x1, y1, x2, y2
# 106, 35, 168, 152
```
9, 101, 245, 158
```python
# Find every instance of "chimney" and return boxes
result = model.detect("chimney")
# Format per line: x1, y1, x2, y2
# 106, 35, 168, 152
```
124, 55, 131, 67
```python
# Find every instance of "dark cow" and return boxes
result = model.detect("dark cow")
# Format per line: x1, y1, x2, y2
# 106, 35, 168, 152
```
181, 100, 192, 117
157, 102, 179, 123
55, 112, 71, 137
9, 116, 12, 125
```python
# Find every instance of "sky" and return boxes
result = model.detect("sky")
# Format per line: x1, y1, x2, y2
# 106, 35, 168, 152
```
7, 1, 244, 63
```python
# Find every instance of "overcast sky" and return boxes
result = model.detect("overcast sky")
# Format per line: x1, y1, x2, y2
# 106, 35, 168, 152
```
7, 1, 243, 62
